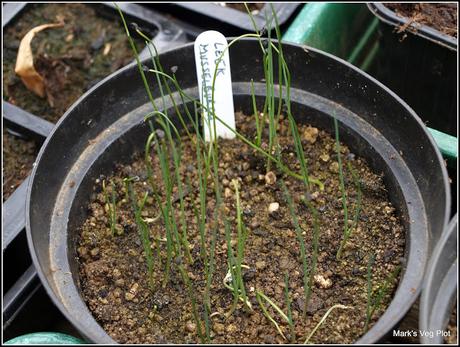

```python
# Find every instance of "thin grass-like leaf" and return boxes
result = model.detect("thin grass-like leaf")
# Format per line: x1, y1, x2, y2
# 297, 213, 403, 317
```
256, 290, 292, 340
304, 304, 350, 344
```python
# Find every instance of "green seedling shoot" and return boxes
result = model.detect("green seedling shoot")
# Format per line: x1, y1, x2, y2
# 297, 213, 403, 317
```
102, 179, 120, 236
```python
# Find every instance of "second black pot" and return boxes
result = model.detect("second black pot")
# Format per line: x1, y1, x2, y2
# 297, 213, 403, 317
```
420, 215, 457, 344
366, 3, 457, 137
26, 39, 450, 343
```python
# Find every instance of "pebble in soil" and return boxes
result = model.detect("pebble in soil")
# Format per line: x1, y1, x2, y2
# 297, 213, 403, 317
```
77, 112, 405, 343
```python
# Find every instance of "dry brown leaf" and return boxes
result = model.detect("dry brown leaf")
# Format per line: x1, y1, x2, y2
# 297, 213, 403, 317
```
14, 22, 64, 98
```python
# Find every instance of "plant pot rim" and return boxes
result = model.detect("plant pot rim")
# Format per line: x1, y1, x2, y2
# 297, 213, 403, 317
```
419, 214, 457, 344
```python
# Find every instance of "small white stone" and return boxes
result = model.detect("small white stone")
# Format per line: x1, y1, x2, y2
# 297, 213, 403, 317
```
303, 126, 319, 144
268, 202, 280, 214
224, 187, 232, 198
314, 274, 333, 289
185, 321, 196, 333
125, 283, 139, 301
264, 171, 277, 185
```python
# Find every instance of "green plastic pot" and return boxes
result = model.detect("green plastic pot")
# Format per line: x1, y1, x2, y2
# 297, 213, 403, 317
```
4, 332, 85, 345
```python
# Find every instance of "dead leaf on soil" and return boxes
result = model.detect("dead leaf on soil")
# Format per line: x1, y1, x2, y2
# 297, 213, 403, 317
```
14, 22, 64, 98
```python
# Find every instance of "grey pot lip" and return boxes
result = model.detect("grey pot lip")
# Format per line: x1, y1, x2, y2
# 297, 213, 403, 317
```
419, 214, 458, 344
25, 38, 451, 344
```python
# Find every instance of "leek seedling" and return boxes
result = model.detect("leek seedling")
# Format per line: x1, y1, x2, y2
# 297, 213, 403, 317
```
198, 43, 228, 335
365, 253, 401, 332
250, 79, 263, 147
281, 180, 311, 319
365, 253, 375, 332
147, 129, 209, 339
102, 179, 119, 236
246, 4, 282, 170
265, 15, 277, 172
337, 161, 362, 259
230, 179, 252, 312
272, 9, 321, 314
304, 304, 350, 344
223, 264, 252, 309
148, 129, 209, 340
271, 10, 322, 303
256, 290, 292, 340
177, 264, 206, 343
118, 6, 179, 286
307, 202, 320, 307
333, 116, 349, 260
284, 272, 295, 342
224, 217, 241, 317
143, 113, 193, 269
125, 178, 155, 290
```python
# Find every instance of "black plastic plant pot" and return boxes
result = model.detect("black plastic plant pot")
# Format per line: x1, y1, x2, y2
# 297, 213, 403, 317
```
420, 215, 458, 344
365, 3, 457, 137
26, 39, 450, 343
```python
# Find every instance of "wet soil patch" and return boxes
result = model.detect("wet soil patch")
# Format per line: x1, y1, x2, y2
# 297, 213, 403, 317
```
385, 3, 457, 38
2, 129, 39, 201
3, 3, 145, 124
77, 112, 405, 343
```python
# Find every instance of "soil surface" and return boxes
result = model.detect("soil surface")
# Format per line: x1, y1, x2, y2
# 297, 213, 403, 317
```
3, 3, 144, 123
221, 3, 265, 13
2, 129, 39, 201
445, 303, 457, 344
385, 3, 458, 38
77, 112, 405, 343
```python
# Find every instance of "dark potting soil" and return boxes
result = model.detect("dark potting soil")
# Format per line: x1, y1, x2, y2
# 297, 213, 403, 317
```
2, 129, 39, 201
222, 3, 265, 13
3, 3, 144, 124
385, 3, 458, 38
77, 112, 405, 343
445, 303, 457, 344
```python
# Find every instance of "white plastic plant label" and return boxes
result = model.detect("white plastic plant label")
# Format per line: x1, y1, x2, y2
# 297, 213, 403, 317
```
194, 30, 235, 142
